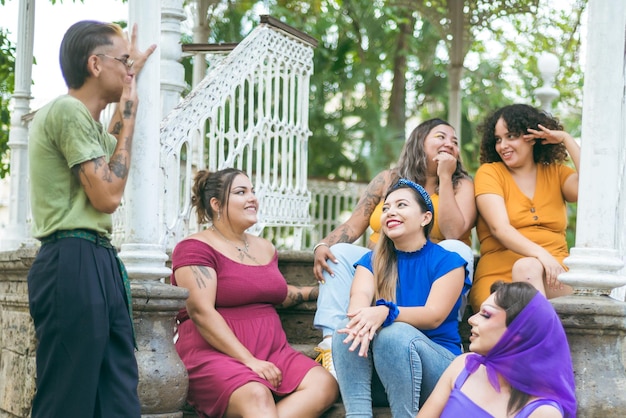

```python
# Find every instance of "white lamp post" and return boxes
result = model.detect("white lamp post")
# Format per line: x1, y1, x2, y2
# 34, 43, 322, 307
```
534, 52, 560, 112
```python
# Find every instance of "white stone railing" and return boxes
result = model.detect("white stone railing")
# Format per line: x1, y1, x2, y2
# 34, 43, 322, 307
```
155, 16, 317, 252
112, 178, 369, 252
263, 179, 370, 250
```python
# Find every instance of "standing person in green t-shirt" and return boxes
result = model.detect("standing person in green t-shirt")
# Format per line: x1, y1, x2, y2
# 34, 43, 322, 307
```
27, 21, 155, 418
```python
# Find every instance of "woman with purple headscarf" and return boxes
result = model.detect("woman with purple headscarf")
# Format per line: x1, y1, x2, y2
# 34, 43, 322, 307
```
417, 281, 576, 418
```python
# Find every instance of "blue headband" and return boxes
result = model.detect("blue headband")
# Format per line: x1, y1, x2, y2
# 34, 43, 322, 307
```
393, 179, 434, 213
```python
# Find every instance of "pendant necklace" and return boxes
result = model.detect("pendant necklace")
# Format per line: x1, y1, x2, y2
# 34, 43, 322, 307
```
211, 225, 261, 264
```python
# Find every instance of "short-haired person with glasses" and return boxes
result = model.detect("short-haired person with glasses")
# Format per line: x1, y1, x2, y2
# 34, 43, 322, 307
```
332, 180, 468, 417
27, 21, 156, 417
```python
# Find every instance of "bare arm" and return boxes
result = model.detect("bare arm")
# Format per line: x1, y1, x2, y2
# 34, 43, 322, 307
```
324, 170, 390, 245
107, 24, 156, 138
396, 266, 465, 329
276, 285, 319, 308
313, 170, 392, 281
524, 126, 580, 202
74, 25, 157, 214
528, 405, 565, 418
346, 265, 377, 313
74, 83, 137, 214
339, 265, 465, 357
476, 193, 564, 284
561, 134, 580, 202
175, 264, 283, 387
336, 265, 381, 357
417, 355, 467, 417
436, 176, 477, 240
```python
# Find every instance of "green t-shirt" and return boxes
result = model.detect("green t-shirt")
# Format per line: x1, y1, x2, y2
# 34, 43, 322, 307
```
29, 95, 117, 238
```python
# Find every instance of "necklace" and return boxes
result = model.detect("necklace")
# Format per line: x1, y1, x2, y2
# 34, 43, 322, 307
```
211, 225, 261, 264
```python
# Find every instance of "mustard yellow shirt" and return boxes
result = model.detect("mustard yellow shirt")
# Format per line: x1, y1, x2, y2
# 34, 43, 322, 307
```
470, 162, 575, 311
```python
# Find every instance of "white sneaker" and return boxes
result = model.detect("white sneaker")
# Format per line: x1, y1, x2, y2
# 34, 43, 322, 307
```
314, 338, 337, 380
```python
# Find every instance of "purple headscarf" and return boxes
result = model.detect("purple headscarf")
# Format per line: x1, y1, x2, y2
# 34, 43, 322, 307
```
465, 292, 577, 418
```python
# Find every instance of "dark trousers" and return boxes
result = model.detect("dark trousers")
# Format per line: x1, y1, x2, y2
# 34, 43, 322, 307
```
27, 237, 140, 418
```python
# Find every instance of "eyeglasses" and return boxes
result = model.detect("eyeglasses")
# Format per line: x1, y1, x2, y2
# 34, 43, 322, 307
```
95, 54, 134, 69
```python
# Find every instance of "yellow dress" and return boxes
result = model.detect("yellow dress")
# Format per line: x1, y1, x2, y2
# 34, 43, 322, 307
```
469, 162, 575, 312
369, 194, 472, 247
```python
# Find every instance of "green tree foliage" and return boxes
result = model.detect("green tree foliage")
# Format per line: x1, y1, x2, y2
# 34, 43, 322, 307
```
0, 0, 587, 186
258, 0, 585, 180
189, 0, 585, 246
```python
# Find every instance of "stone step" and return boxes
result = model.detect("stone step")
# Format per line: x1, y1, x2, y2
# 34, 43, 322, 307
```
183, 401, 392, 417
323, 403, 392, 417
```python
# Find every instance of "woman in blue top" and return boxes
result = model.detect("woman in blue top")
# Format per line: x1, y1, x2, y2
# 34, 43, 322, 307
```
332, 179, 469, 418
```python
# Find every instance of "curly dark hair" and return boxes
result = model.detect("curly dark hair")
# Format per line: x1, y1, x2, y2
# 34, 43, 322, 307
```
478, 104, 569, 165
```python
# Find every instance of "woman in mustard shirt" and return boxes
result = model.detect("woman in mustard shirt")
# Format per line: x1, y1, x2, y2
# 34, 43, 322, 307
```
469, 104, 580, 313
312, 118, 476, 378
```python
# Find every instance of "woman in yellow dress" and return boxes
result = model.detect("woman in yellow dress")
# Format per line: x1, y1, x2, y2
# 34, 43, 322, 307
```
469, 104, 580, 313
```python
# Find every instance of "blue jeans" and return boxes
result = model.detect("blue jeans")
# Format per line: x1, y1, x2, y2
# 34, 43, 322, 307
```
332, 321, 457, 417
314, 240, 474, 337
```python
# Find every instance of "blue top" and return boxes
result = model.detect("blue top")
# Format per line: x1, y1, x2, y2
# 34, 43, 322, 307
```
441, 366, 564, 417
355, 240, 467, 355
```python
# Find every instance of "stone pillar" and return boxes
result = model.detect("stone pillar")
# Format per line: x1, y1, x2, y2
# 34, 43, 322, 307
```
0, 248, 37, 418
559, 0, 626, 295
554, 1, 626, 416
124, 2, 189, 417
190, 0, 210, 171
1, 0, 36, 251
161, 0, 187, 116
191, 0, 210, 89
534, 53, 560, 113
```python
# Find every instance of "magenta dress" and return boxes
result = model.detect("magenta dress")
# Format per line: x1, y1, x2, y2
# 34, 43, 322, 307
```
171, 239, 319, 417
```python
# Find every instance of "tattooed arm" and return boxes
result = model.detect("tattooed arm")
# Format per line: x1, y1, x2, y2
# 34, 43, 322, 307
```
276, 285, 319, 308
106, 24, 156, 139
174, 263, 284, 386
74, 75, 138, 214
313, 169, 394, 282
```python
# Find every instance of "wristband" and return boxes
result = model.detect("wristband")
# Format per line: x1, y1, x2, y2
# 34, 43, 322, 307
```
313, 242, 330, 253
375, 298, 400, 327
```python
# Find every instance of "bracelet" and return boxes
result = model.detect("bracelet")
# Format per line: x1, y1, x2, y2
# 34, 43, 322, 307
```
375, 298, 400, 327
313, 242, 330, 253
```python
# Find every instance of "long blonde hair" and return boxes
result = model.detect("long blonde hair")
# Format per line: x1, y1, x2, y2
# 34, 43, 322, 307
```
372, 183, 433, 301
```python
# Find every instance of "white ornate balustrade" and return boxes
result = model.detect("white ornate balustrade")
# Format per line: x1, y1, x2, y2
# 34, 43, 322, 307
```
135, 16, 318, 252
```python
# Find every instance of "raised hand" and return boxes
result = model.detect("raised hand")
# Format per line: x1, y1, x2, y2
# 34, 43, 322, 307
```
524, 124, 573, 146
126, 23, 157, 76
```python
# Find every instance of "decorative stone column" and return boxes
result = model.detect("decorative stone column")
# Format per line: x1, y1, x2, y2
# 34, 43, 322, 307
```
534, 52, 560, 113
555, 1, 626, 416
123, 2, 189, 416
0, 247, 37, 418
161, 0, 187, 116
1, 0, 35, 251
189, 0, 211, 172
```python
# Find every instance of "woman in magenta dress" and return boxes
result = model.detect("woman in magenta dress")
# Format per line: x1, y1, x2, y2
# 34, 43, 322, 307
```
171, 168, 337, 418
